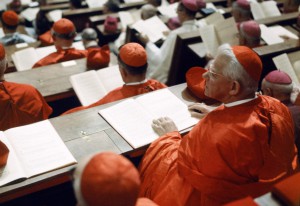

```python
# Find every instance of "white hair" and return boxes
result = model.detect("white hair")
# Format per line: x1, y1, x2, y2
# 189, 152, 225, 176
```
216, 44, 259, 94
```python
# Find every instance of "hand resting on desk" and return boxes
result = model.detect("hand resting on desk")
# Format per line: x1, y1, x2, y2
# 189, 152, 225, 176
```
152, 117, 178, 136
188, 102, 215, 119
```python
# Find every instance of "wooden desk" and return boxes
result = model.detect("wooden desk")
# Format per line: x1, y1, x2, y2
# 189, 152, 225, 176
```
40, 3, 70, 12
0, 83, 197, 204
4, 53, 118, 103
256, 11, 299, 27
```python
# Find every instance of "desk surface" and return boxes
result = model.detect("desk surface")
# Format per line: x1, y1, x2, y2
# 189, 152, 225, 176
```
0, 83, 197, 203
4, 53, 118, 102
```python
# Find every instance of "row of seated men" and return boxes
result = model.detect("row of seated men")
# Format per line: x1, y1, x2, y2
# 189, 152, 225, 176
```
0, 0, 300, 205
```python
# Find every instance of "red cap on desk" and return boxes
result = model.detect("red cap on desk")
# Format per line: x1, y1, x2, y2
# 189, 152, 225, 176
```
232, 46, 262, 81
236, 0, 250, 10
2, 10, 19, 26
77, 152, 140, 206
0, 140, 9, 168
182, 0, 199, 12
265, 70, 292, 84
119, 43, 147, 67
52, 18, 76, 35
0, 44, 6, 60
240, 20, 261, 38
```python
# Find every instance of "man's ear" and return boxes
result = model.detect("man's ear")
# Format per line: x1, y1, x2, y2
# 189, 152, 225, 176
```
229, 80, 241, 96
264, 87, 273, 96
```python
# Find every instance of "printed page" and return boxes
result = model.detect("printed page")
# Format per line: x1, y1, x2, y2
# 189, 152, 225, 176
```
97, 65, 124, 93
0, 28, 5, 39
86, 0, 107, 8
123, 0, 144, 3
99, 99, 158, 148
11, 47, 39, 71
204, 12, 225, 25
157, 2, 178, 18
259, 24, 283, 45
5, 120, 77, 177
268, 25, 299, 40
199, 25, 219, 57
35, 45, 57, 60
261, 1, 281, 18
272, 53, 299, 84
135, 88, 199, 131
119, 11, 135, 28
48, 10, 62, 22
20, 7, 40, 22
293, 60, 300, 82
215, 17, 239, 45
70, 70, 108, 106
0, 132, 26, 187
250, 2, 266, 20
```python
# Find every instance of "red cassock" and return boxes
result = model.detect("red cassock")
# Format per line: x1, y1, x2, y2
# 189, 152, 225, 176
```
32, 48, 87, 68
139, 95, 298, 206
63, 79, 167, 114
86, 45, 110, 69
0, 81, 53, 131
38, 30, 54, 46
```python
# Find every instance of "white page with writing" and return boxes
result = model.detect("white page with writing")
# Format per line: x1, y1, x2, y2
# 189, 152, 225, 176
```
135, 88, 199, 131
99, 99, 157, 148
250, 2, 266, 20
273, 53, 299, 84
21, 0, 32, 5
268, 25, 299, 40
86, 0, 107, 8
21, 7, 40, 22
157, 2, 178, 18
205, 12, 225, 25
261, 1, 281, 18
0, 133, 26, 187
259, 24, 283, 45
12, 47, 39, 71
199, 25, 219, 57
215, 17, 239, 46
70, 70, 108, 106
206, 3, 217, 11
293, 60, 300, 83
97, 65, 123, 93
5, 120, 76, 177
119, 11, 135, 28
48, 10, 62, 22
0, 28, 5, 39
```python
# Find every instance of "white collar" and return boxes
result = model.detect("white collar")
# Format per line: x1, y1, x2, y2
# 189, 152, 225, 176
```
124, 79, 147, 85
224, 95, 258, 107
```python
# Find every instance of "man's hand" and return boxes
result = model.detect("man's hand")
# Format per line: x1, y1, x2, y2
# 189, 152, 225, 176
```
152, 117, 178, 136
136, 32, 150, 45
188, 103, 213, 119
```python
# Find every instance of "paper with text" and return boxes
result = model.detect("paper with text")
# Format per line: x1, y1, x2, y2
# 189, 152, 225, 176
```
251, 0, 281, 20
259, 24, 284, 45
215, 17, 239, 45
99, 89, 198, 148
157, 2, 178, 18
273, 53, 299, 84
199, 25, 219, 57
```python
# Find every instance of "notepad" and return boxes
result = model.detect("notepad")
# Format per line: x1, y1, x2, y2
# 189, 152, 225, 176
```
0, 120, 77, 187
99, 88, 200, 148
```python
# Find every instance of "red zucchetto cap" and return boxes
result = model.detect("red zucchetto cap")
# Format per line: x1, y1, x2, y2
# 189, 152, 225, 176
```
182, 0, 199, 12
236, 0, 250, 10
0, 44, 6, 60
78, 152, 140, 206
232, 46, 262, 81
119, 43, 147, 67
196, 0, 206, 9
240, 20, 261, 38
87, 45, 110, 69
2, 10, 19, 26
0, 140, 9, 168
52, 18, 76, 34
265, 70, 292, 84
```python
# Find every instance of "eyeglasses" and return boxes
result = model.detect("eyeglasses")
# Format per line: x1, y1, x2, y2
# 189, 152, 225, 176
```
207, 63, 229, 79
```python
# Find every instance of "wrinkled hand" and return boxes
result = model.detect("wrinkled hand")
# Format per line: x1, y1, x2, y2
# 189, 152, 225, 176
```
152, 117, 178, 136
188, 103, 212, 119
136, 32, 150, 44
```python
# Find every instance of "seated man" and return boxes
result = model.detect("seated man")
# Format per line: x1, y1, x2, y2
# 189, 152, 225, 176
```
64, 43, 166, 114
261, 70, 300, 160
0, 10, 36, 46
0, 43, 52, 130
81, 28, 110, 70
139, 44, 298, 205
32, 18, 87, 68
239, 20, 261, 48
138, 0, 203, 83
232, 0, 252, 23
73, 152, 158, 206
0, 141, 9, 168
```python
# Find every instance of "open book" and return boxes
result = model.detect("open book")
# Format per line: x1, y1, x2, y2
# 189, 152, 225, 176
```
11, 41, 85, 71
260, 24, 299, 45
250, 0, 281, 20
272, 53, 300, 84
70, 65, 124, 106
157, 2, 178, 19
86, 0, 108, 8
118, 9, 141, 29
199, 17, 239, 57
132, 15, 170, 43
99, 88, 199, 148
197, 12, 225, 28
20, 7, 40, 22
0, 120, 77, 187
